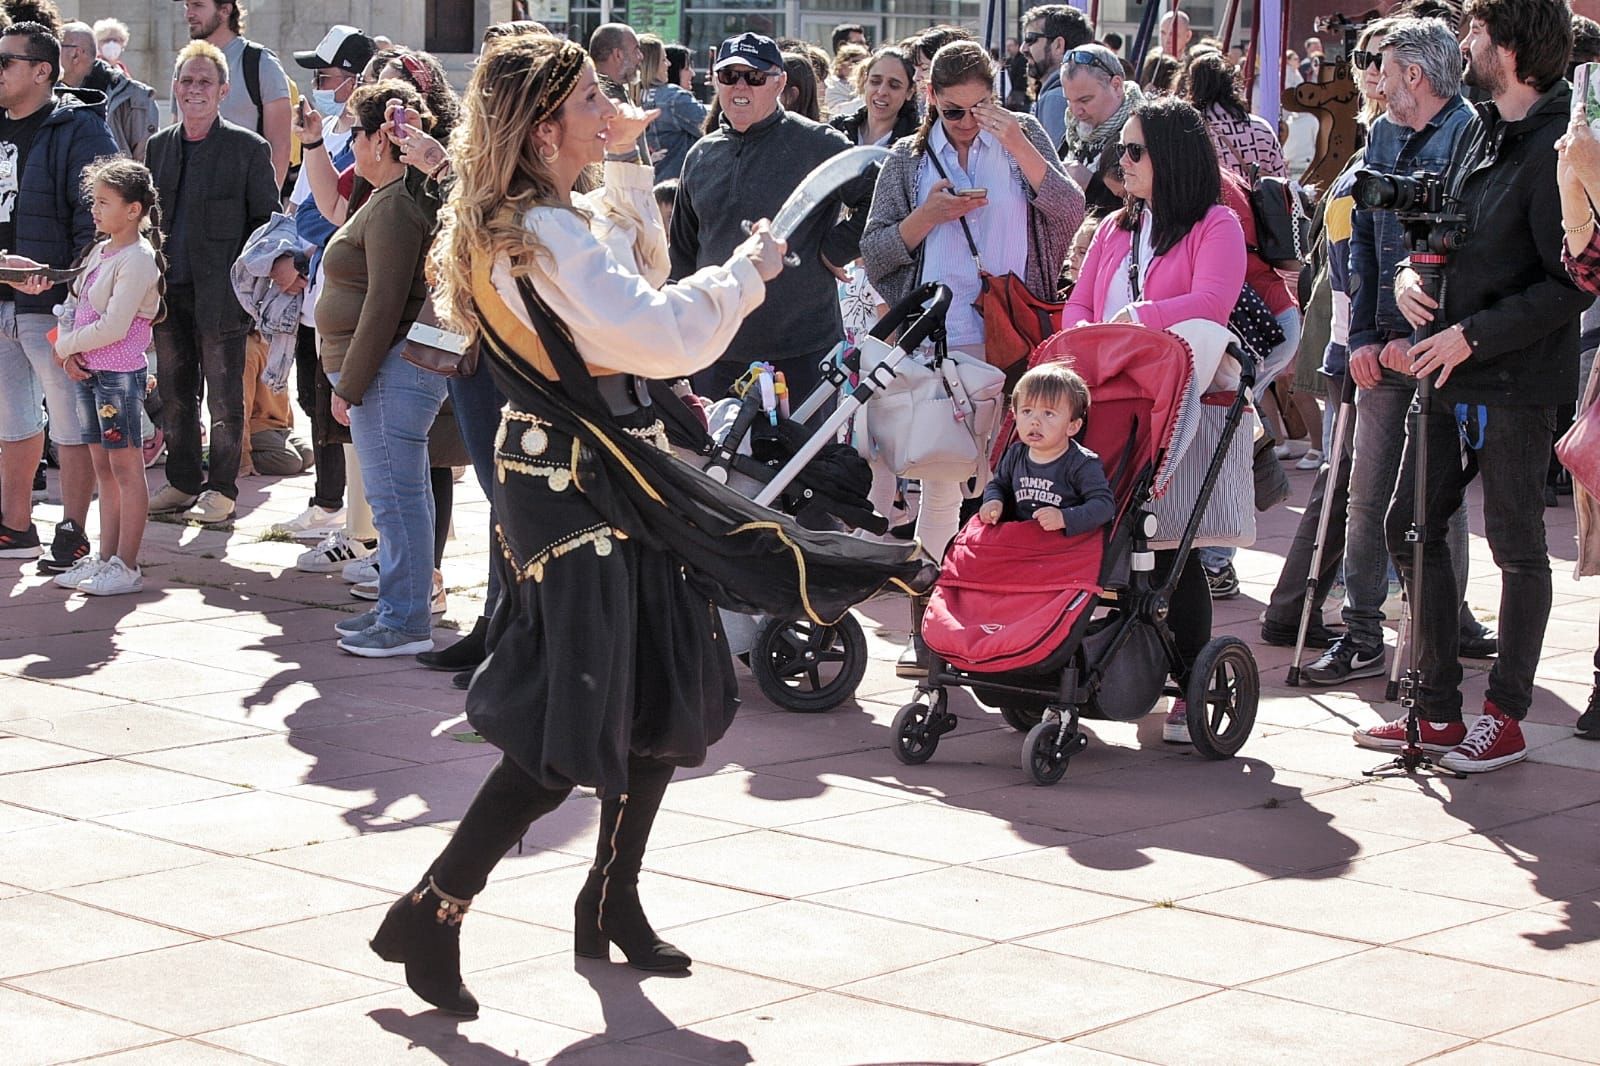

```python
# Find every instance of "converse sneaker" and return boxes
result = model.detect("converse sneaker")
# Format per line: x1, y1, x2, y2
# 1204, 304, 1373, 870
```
1302, 638, 1385, 686
1204, 563, 1240, 600
343, 555, 380, 584
187, 490, 235, 524
0, 522, 42, 558
335, 609, 380, 636
1439, 703, 1527, 773
53, 554, 107, 590
271, 504, 347, 542
338, 624, 434, 658
148, 483, 199, 514
37, 519, 91, 575
81, 557, 144, 596
1352, 716, 1466, 754
1163, 699, 1191, 743
297, 530, 371, 574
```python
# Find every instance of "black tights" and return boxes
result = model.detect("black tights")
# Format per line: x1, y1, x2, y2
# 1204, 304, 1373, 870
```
429, 752, 674, 900
1156, 549, 1212, 688
429, 467, 451, 570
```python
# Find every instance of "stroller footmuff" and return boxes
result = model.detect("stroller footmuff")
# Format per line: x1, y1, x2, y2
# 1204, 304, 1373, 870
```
892, 321, 1261, 784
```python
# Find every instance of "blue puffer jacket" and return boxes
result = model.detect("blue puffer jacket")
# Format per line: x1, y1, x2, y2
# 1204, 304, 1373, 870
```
12, 87, 118, 314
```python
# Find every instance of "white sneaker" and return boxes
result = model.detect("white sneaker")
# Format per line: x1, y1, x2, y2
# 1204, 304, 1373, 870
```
271, 505, 347, 542
350, 578, 379, 601
1295, 449, 1324, 470
343, 555, 380, 584
297, 531, 371, 574
337, 625, 434, 658
81, 557, 143, 596
187, 489, 235, 524
54, 554, 107, 590
1273, 439, 1311, 461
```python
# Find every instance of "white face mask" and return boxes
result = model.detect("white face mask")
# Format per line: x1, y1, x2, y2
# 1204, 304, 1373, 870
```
310, 88, 344, 120
100, 41, 124, 61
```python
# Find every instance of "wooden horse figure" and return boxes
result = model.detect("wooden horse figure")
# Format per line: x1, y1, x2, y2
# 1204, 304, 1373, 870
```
1284, 58, 1361, 194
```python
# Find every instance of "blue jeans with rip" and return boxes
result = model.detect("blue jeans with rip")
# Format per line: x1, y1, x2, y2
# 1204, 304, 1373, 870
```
341, 352, 448, 639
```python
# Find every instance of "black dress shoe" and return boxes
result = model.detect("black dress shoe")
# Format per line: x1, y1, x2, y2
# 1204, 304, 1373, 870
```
1578, 688, 1600, 740
1260, 617, 1341, 649
1458, 628, 1498, 659
417, 616, 488, 672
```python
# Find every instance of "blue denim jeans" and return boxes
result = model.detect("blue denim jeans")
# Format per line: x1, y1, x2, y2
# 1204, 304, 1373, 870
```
341, 352, 448, 639
447, 367, 505, 616
1385, 402, 1555, 721
72, 368, 147, 449
0, 304, 84, 444
1343, 369, 1469, 650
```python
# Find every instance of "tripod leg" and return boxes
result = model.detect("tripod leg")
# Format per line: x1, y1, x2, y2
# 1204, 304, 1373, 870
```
1386, 597, 1408, 703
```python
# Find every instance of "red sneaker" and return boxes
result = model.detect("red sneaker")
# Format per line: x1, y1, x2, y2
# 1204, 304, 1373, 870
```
1440, 702, 1527, 774
1352, 716, 1466, 754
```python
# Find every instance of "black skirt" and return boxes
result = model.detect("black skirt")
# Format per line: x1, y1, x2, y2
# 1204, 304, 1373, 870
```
465, 404, 738, 796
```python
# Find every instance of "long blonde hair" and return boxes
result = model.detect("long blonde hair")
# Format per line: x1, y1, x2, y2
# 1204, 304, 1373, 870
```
431, 34, 590, 339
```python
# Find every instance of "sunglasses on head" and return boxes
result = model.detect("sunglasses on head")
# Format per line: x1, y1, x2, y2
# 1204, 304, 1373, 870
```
1113, 141, 1146, 164
1065, 49, 1120, 79
1350, 49, 1380, 71
716, 67, 771, 87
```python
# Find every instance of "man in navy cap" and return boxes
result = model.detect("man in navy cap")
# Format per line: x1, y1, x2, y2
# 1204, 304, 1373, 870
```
670, 32, 874, 402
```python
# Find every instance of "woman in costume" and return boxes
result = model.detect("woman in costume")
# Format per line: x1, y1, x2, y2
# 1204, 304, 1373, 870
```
369, 32, 929, 1017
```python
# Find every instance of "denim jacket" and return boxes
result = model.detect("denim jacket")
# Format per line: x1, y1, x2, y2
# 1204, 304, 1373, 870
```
1347, 95, 1472, 352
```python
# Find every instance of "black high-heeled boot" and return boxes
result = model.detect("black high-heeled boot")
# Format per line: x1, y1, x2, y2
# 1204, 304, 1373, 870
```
573, 757, 689, 971
417, 616, 489, 672
370, 876, 480, 1017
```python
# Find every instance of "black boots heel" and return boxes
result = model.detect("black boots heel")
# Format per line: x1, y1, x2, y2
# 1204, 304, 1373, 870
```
370, 876, 480, 1016
573, 760, 689, 972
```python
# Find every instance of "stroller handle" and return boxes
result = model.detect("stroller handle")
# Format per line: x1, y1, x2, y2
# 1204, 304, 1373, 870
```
869, 282, 953, 355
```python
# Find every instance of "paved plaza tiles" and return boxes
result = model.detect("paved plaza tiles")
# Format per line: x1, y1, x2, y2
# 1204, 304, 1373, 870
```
2, 462, 1599, 1065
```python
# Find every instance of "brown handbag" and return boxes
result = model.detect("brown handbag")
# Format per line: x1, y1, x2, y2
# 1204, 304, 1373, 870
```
923, 149, 1063, 372
400, 295, 479, 378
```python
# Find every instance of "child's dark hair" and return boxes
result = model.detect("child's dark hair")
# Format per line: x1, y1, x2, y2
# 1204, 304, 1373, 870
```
1014, 363, 1090, 422
653, 177, 678, 210
80, 155, 166, 324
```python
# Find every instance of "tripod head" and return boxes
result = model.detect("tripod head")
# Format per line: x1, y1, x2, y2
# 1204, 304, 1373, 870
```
1353, 169, 1470, 258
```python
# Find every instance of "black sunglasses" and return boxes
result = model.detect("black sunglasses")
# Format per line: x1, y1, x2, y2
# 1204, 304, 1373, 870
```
716, 67, 771, 87
1023, 31, 1049, 45
0, 52, 46, 69
1113, 141, 1146, 164
1350, 49, 1380, 71
1065, 49, 1121, 79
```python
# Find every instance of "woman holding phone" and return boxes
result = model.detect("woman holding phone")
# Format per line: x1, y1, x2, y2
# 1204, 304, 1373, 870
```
861, 39, 1083, 675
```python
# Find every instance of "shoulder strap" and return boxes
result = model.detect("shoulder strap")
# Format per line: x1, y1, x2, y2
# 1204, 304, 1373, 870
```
242, 41, 264, 135
922, 145, 982, 270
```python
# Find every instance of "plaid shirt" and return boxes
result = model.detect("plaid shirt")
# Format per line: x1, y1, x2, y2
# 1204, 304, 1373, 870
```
1564, 228, 1600, 297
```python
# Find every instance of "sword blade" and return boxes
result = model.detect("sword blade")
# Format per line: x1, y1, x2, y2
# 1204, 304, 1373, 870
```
768, 146, 889, 243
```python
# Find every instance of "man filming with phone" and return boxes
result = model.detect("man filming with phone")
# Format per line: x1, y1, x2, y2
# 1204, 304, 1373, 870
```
1360, 0, 1589, 773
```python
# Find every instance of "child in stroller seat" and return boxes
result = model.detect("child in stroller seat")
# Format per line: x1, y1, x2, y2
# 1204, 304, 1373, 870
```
979, 364, 1115, 537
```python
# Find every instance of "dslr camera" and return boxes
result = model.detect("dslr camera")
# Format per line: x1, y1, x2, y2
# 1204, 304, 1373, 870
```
1352, 169, 1449, 214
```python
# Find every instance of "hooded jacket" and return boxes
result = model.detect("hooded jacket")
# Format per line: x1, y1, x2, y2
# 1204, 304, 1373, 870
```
7, 86, 118, 315
82, 58, 157, 161
670, 107, 873, 364
1437, 81, 1590, 407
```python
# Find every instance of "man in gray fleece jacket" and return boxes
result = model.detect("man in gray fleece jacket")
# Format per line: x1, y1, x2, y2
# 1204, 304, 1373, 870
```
670, 32, 874, 403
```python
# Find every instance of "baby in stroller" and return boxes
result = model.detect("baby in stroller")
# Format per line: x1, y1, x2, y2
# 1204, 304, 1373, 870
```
978, 364, 1114, 537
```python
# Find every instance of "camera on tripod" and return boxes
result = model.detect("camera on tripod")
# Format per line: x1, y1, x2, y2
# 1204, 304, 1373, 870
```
1352, 169, 1470, 254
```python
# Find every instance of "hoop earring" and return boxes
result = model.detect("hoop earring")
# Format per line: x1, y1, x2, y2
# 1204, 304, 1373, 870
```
538, 143, 559, 164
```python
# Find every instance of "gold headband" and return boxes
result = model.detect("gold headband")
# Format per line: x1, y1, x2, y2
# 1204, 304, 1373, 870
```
529, 44, 588, 126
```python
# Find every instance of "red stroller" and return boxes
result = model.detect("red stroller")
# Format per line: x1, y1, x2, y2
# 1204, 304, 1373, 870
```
891, 323, 1261, 785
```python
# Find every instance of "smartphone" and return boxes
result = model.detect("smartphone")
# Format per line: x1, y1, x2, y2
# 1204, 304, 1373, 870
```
959, 187, 988, 198
391, 108, 407, 139
297, 97, 312, 123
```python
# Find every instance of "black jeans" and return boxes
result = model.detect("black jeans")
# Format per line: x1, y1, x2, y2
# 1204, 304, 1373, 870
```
153, 284, 247, 501
1156, 549, 1212, 688
1385, 401, 1556, 722
294, 325, 345, 511
1264, 386, 1354, 630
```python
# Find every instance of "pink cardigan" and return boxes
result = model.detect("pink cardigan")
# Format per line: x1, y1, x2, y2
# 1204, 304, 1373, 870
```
1062, 204, 1247, 331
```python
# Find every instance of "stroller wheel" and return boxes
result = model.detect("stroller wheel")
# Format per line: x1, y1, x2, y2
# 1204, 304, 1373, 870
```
749, 614, 868, 713
1184, 636, 1260, 759
891, 693, 951, 764
1024, 717, 1085, 786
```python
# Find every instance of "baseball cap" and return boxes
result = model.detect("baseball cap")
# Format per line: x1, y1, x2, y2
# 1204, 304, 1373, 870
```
713, 32, 784, 73
294, 25, 377, 75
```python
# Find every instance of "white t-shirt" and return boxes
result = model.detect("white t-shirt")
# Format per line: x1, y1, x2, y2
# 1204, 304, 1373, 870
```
1102, 211, 1155, 323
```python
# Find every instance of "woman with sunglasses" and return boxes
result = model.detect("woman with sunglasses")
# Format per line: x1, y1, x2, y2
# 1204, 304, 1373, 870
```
862, 39, 1083, 675
1063, 96, 1247, 743
1178, 49, 1287, 183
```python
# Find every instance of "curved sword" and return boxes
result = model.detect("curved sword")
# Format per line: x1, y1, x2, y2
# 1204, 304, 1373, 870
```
742, 145, 890, 267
